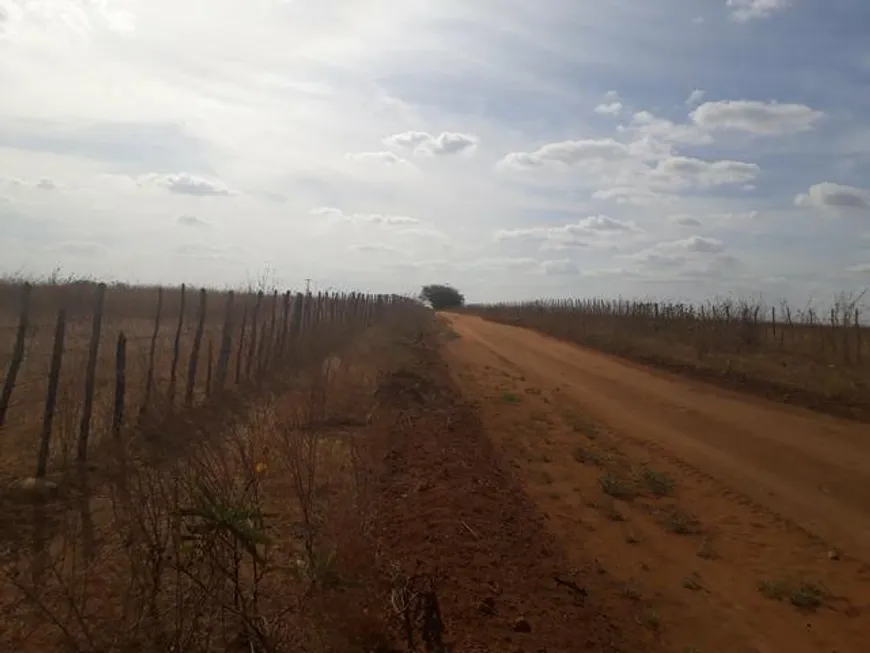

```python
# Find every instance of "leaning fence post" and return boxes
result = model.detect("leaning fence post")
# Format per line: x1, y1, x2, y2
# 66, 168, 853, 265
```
215, 291, 235, 391
168, 284, 187, 406
0, 282, 32, 428
36, 309, 66, 478
113, 332, 127, 439
185, 288, 207, 407
140, 288, 163, 420
76, 283, 106, 464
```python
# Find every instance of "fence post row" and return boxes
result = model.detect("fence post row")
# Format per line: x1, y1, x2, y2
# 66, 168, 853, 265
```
77, 283, 106, 464
0, 282, 32, 428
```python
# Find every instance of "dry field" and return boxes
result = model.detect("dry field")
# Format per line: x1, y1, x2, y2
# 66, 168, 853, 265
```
469, 296, 870, 421
2, 280, 869, 653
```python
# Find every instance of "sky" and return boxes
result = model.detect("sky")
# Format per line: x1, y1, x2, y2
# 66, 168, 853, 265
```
1, 0, 869, 304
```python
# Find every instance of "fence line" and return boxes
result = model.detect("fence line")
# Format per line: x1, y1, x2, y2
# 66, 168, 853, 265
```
0, 283, 407, 479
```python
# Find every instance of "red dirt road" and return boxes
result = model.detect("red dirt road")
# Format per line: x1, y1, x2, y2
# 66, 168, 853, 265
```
443, 314, 870, 652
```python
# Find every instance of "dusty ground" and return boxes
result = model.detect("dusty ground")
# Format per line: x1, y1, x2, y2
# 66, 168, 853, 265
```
442, 313, 870, 653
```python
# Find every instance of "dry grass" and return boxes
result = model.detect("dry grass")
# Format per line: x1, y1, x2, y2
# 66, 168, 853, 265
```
0, 278, 398, 482
0, 281, 430, 653
469, 293, 870, 420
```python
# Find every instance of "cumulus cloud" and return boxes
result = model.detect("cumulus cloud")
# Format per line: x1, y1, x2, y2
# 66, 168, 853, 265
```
670, 215, 702, 226
795, 183, 870, 210
383, 131, 479, 156
848, 263, 870, 274
653, 156, 760, 188
498, 138, 633, 169
495, 215, 640, 253
540, 259, 579, 276
310, 207, 419, 225
35, 177, 62, 190
349, 243, 403, 254
594, 102, 623, 116
727, 0, 789, 23
345, 151, 411, 165
592, 187, 673, 206
177, 215, 210, 228
691, 100, 822, 135
144, 173, 234, 196
686, 89, 706, 106
623, 111, 712, 145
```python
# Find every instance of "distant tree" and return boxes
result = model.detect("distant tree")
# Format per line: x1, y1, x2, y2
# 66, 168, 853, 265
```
420, 284, 465, 310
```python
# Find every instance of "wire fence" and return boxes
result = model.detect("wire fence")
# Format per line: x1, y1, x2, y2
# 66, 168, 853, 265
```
0, 282, 408, 480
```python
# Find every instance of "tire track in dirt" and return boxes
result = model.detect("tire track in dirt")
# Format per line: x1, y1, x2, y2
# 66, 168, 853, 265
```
442, 314, 870, 653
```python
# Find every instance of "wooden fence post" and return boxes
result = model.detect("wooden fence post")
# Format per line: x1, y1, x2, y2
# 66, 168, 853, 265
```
77, 283, 106, 464
0, 282, 32, 427
235, 303, 248, 385
215, 291, 235, 391
140, 288, 163, 420
168, 284, 186, 406
185, 289, 207, 407
259, 290, 278, 373
279, 291, 291, 358
205, 336, 214, 397
856, 309, 862, 363
36, 309, 66, 479
246, 291, 263, 380
113, 332, 127, 439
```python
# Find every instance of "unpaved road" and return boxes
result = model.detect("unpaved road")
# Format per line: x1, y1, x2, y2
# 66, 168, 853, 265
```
443, 314, 870, 653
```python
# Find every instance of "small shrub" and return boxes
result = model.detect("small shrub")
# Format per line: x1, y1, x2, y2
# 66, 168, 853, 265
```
638, 467, 676, 497
502, 392, 520, 404
659, 506, 701, 535
682, 571, 703, 591
758, 578, 828, 612
621, 582, 642, 601
599, 473, 637, 500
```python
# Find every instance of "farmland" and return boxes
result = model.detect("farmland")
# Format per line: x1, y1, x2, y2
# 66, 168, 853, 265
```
1, 279, 869, 653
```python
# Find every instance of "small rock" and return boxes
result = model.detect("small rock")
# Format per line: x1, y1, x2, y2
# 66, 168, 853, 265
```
513, 617, 532, 633
11, 477, 59, 499
478, 597, 496, 616
827, 549, 840, 561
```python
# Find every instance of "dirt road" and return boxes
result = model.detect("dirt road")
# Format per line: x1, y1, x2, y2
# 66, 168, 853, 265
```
443, 314, 870, 653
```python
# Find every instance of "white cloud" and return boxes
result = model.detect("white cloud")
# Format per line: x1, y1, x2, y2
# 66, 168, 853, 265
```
498, 138, 633, 169
310, 207, 419, 225
622, 110, 712, 145
345, 151, 412, 165
142, 173, 235, 196
726, 0, 789, 23
496, 215, 639, 242
795, 183, 870, 210
594, 102, 623, 116
691, 100, 822, 135
384, 130, 479, 156
541, 259, 579, 276
177, 215, 211, 228
670, 215, 702, 226
686, 89, 706, 106
849, 263, 870, 274
653, 156, 760, 189
35, 177, 62, 190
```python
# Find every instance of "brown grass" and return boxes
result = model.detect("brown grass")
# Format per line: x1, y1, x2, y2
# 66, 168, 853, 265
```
468, 293, 870, 420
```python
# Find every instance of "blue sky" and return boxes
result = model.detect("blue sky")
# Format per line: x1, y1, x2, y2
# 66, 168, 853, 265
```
1, 0, 869, 303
